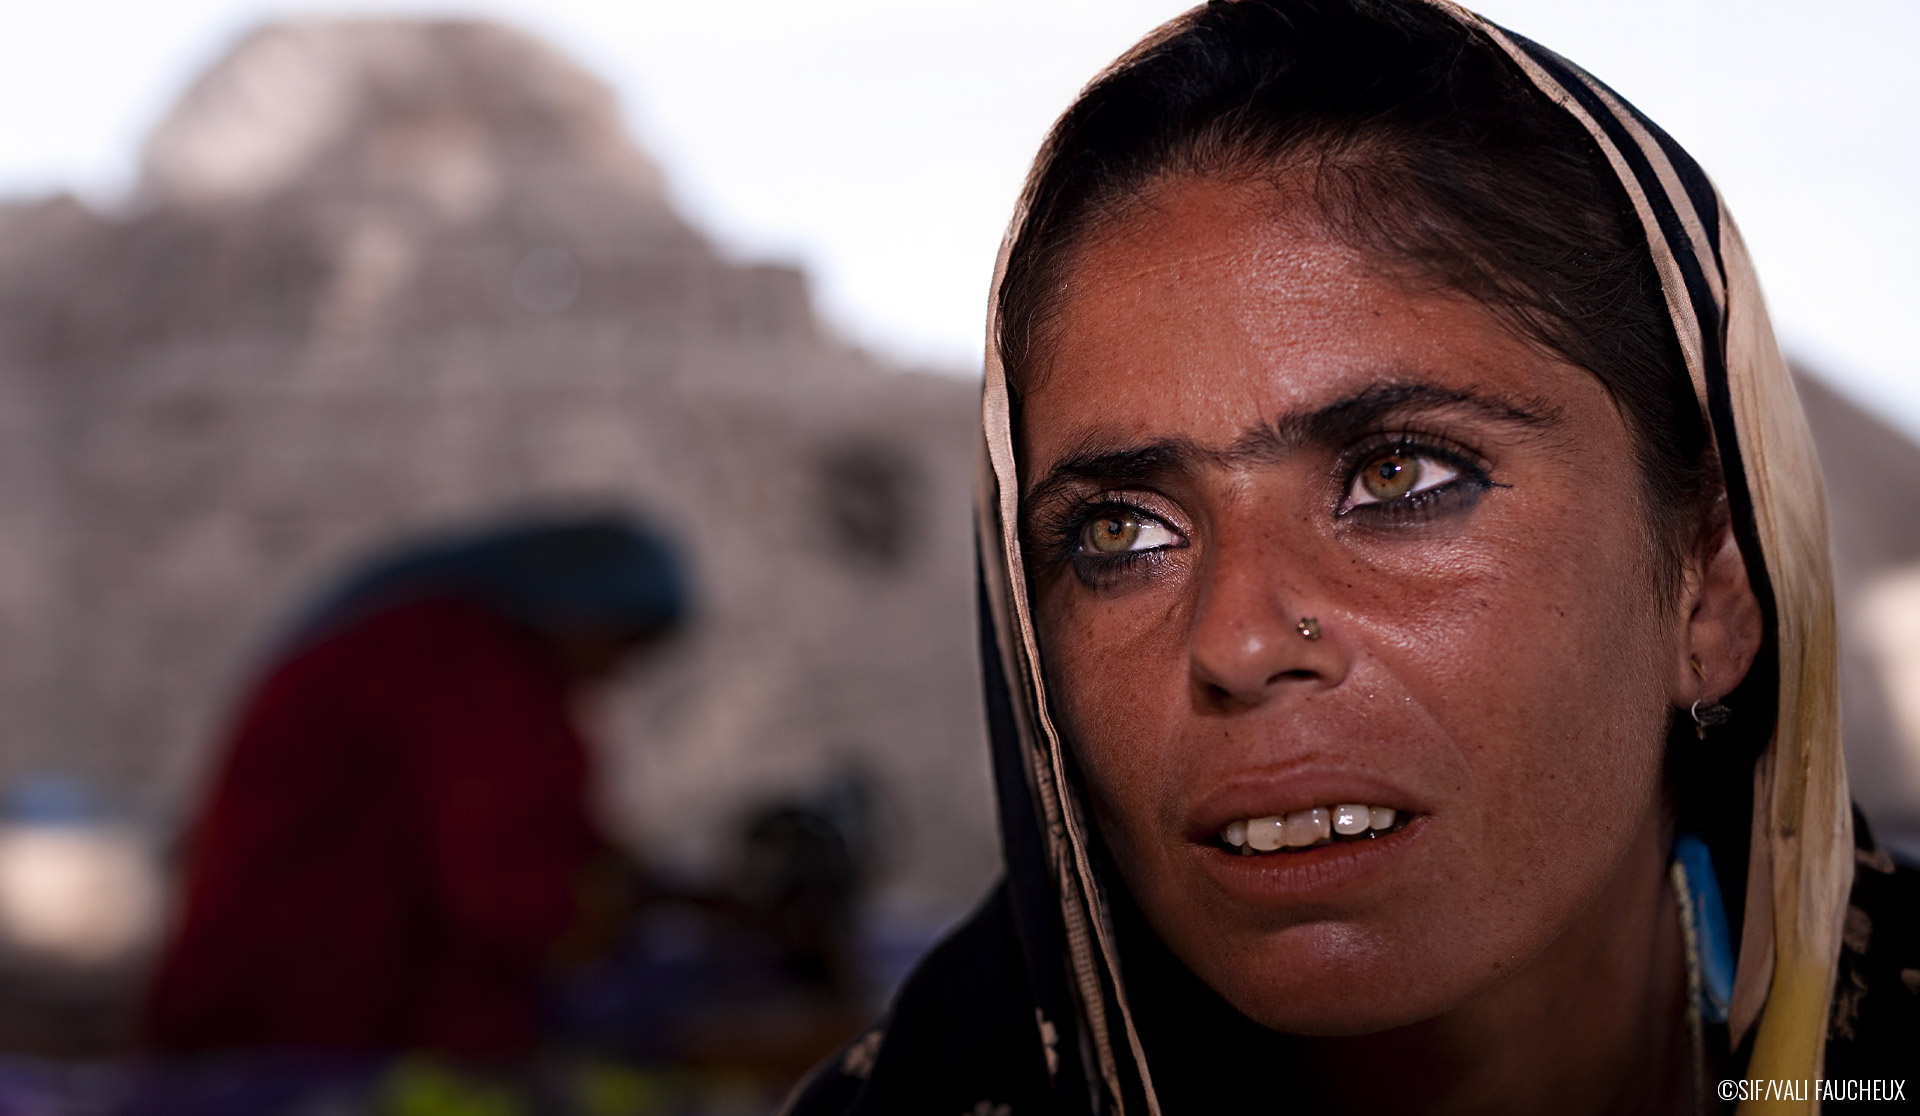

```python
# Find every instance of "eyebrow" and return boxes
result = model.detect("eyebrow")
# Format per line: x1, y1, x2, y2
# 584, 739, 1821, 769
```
1022, 380, 1560, 508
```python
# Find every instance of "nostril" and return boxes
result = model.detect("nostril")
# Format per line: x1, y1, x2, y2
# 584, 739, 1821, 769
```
1197, 680, 1248, 713
1195, 667, 1323, 711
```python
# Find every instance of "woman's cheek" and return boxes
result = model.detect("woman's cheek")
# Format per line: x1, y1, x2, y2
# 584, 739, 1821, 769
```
1038, 592, 1192, 828
1375, 526, 1670, 864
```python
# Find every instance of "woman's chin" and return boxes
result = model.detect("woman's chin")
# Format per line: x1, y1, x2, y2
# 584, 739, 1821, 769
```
1231, 991, 1443, 1038
1183, 923, 1481, 1037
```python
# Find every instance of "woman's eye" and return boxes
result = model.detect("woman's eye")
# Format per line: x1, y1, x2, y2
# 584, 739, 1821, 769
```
1346, 451, 1461, 507
1079, 508, 1180, 556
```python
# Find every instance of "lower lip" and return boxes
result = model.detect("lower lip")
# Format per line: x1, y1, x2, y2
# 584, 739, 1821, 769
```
1194, 817, 1426, 904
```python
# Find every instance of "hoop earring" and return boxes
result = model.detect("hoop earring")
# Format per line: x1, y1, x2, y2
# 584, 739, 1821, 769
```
1690, 697, 1731, 740
1687, 656, 1729, 739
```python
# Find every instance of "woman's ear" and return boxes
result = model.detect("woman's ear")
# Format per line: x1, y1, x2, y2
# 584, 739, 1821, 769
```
1674, 504, 1765, 705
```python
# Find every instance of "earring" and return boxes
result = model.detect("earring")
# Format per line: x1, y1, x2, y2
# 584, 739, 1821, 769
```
1687, 656, 1729, 739
1690, 697, 1731, 740
1296, 617, 1321, 641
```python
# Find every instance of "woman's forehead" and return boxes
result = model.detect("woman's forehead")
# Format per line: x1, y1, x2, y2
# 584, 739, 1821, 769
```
1020, 176, 1614, 469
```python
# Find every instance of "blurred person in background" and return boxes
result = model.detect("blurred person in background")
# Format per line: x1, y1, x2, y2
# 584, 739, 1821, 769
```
143, 516, 686, 1063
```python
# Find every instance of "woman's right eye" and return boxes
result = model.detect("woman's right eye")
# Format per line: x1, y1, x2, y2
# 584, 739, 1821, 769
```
1345, 449, 1461, 507
1078, 508, 1181, 556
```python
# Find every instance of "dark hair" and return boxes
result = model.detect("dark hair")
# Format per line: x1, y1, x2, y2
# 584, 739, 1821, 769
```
998, 0, 1719, 587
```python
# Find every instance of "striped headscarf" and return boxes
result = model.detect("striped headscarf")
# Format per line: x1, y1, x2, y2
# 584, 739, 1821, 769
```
974, 2, 1850, 1111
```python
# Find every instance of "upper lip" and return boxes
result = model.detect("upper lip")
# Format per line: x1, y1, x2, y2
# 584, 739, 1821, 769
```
1185, 764, 1428, 843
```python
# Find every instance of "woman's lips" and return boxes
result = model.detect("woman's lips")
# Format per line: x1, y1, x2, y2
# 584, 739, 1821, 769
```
1184, 767, 1430, 901
1186, 767, 1427, 844
1193, 812, 1428, 904
1219, 802, 1404, 852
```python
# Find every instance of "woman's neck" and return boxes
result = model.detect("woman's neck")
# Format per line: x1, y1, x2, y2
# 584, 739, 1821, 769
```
1124, 814, 1698, 1115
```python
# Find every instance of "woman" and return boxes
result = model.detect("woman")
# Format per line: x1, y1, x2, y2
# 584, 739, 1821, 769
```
791, 2, 1918, 1113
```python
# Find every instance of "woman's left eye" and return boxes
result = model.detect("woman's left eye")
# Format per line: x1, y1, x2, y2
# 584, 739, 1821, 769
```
1343, 450, 1462, 509
1078, 507, 1181, 556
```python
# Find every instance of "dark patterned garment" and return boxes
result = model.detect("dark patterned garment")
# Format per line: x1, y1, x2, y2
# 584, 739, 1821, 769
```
1820, 811, 1920, 1107
782, 887, 1056, 1116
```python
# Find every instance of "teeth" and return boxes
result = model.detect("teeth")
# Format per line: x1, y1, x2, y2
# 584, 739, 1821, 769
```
1285, 807, 1329, 847
1218, 802, 1404, 853
1246, 816, 1285, 851
1332, 804, 1369, 835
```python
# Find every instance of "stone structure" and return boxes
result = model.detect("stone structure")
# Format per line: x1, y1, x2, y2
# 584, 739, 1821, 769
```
1797, 374, 1920, 850
0, 20, 996, 923
0, 17, 1914, 949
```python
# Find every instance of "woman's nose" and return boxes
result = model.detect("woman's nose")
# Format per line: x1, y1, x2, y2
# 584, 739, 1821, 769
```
1188, 534, 1345, 711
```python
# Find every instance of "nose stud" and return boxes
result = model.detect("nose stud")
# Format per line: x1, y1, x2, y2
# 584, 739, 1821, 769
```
1296, 617, 1321, 641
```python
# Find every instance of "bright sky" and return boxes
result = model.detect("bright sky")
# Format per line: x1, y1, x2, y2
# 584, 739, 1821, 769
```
5, 1, 1917, 436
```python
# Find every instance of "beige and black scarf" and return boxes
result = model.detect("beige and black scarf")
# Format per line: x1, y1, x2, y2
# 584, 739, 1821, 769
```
973, 3, 1850, 1112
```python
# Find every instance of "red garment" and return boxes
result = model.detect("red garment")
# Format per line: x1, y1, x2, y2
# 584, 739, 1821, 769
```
146, 597, 599, 1058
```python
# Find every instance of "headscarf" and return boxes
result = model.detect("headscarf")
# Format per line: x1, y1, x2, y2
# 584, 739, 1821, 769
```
278, 514, 689, 651
973, 2, 1851, 1112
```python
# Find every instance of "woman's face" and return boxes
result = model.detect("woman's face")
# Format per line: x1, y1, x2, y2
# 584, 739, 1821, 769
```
1020, 176, 1688, 1034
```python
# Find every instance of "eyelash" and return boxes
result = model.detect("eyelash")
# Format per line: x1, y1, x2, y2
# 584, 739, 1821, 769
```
1034, 497, 1185, 586
1334, 433, 1496, 524
1033, 434, 1495, 586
